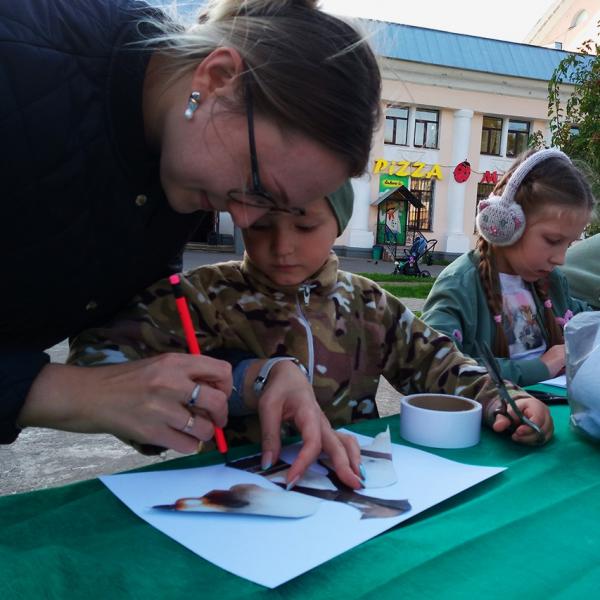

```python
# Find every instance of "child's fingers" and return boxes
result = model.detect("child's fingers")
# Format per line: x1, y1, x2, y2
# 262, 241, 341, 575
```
515, 399, 554, 443
511, 413, 553, 445
492, 412, 514, 433
512, 427, 546, 445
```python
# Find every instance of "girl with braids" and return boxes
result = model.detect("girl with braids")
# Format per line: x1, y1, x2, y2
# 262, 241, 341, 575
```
1, 0, 380, 488
422, 148, 595, 387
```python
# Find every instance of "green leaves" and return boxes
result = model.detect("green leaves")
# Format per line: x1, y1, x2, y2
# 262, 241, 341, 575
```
547, 22, 600, 236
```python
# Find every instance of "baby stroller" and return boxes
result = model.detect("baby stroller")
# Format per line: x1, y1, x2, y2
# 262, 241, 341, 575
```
393, 233, 437, 277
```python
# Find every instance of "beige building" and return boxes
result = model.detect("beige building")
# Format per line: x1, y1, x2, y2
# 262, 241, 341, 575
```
525, 0, 600, 51
334, 21, 581, 258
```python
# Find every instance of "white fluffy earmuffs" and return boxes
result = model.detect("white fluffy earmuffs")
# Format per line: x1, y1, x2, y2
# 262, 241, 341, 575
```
476, 148, 571, 246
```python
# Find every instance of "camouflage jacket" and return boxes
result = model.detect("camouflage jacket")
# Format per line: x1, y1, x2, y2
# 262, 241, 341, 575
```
69, 254, 527, 440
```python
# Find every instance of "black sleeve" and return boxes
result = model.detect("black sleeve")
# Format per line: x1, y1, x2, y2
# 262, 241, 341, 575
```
0, 351, 50, 443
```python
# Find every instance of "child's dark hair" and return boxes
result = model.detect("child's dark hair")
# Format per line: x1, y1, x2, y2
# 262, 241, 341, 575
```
476, 148, 595, 356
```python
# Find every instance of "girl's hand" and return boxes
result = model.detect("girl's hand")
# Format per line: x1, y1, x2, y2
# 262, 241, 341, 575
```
250, 359, 363, 490
19, 353, 232, 454
492, 395, 554, 445
540, 344, 566, 377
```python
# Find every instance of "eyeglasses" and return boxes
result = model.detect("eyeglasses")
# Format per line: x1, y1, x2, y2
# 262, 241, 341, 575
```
227, 82, 305, 217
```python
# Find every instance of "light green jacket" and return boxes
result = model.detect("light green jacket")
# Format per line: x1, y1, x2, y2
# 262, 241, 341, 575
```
562, 234, 600, 310
421, 251, 588, 387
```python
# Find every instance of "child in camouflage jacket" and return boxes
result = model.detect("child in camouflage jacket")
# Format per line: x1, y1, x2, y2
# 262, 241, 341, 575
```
69, 182, 553, 449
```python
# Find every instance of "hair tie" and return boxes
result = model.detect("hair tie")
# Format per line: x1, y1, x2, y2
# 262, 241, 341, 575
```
544, 299, 553, 309
493, 314, 502, 324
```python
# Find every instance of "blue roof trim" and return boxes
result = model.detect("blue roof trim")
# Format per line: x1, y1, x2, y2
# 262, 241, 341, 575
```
363, 20, 589, 82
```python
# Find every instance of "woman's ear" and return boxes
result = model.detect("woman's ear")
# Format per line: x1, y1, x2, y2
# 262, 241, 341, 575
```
190, 47, 245, 98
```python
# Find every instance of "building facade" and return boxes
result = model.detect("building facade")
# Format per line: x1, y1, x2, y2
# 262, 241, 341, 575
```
334, 21, 580, 258
155, 1, 587, 254
525, 0, 600, 51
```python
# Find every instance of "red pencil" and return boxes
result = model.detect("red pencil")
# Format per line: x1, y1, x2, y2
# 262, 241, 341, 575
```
169, 274, 228, 456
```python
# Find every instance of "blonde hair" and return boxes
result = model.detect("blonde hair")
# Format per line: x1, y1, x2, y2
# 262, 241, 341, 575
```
476, 148, 595, 356
143, 0, 382, 177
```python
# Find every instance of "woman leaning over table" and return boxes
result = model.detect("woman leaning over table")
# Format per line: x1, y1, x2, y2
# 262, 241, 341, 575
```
0, 0, 381, 488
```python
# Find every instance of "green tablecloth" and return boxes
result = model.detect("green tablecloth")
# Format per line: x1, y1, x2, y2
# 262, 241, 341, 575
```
1, 406, 598, 599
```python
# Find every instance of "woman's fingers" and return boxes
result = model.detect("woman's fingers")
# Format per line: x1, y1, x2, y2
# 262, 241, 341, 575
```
321, 424, 363, 489
145, 353, 233, 398
255, 361, 323, 481
154, 423, 213, 454
257, 390, 285, 470
284, 410, 322, 486
79, 354, 232, 451
255, 361, 364, 488
186, 382, 228, 428
335, 431, 363, 479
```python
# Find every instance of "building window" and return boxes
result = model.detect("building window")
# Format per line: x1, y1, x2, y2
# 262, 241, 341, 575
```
384, 106, 409, 145
506, 120, 530, 157
408, 179, 434, 231
474, 182, 496, 232
480, 116, 502, 155
414, 109, 439, 149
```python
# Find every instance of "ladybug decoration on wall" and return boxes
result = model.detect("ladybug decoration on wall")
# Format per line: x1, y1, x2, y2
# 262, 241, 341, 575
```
453, 160, 471, 183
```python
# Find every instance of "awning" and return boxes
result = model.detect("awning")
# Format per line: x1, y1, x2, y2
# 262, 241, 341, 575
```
370, 185, 424, 208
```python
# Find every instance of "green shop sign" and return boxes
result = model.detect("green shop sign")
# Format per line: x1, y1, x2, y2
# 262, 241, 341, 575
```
376, 174, 409, 246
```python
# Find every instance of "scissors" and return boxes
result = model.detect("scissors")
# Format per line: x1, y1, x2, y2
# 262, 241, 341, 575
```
527, 390, 567, 405
474, 341, 545, 443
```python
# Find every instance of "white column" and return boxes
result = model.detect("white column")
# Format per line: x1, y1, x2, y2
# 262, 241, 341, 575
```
500, 117, 510, 157
445, 109, 473, 254
346, 174, 375, 249
407, 106, 417, 146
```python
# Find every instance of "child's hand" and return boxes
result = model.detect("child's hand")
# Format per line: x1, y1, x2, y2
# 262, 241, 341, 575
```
492, 395, 554, 445
540, 344, 566, 377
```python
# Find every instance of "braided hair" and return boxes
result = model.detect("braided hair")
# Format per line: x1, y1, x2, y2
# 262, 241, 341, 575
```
476, 149, 595, 356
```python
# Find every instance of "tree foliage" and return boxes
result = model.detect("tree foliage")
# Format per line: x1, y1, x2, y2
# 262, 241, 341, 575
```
546, 25, 600, 235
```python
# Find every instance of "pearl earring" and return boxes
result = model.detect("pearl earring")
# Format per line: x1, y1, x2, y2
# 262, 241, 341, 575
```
184, 91, 201, 120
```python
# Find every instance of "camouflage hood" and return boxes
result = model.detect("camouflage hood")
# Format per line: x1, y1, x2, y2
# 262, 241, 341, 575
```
240, 251, 341, 301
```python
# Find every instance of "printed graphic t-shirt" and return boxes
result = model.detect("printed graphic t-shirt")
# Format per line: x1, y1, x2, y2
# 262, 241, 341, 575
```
499, 273, 547, 360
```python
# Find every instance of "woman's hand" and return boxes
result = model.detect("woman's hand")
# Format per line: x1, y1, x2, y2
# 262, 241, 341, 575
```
244, 359, 364, 490
18, 353, 231, 454
540, 344, 566, 377
492, 395, 554, 445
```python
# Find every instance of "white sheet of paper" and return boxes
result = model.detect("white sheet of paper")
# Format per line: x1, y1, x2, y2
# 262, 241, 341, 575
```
539, 374, 567, 388
101, 431, 505, 588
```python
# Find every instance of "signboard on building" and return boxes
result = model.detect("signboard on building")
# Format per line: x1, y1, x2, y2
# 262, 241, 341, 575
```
373, 159, 443, 180
376, 174, 409, 245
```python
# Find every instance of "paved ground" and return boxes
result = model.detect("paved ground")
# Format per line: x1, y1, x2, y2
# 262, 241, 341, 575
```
0, 251, 444, 496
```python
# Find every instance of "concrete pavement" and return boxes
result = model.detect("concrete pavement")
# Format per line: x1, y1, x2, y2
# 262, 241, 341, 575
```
183, 247, 445, 278
0, 250, 443, 496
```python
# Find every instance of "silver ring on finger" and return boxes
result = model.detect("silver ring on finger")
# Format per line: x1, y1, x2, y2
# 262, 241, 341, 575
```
187, 383, 201, 408
182, 413, 195, 433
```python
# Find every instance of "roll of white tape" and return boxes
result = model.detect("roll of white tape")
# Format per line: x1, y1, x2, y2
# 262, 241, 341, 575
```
400, 394, 482, 449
